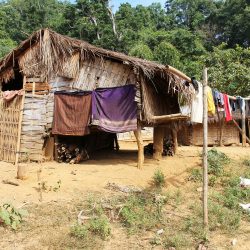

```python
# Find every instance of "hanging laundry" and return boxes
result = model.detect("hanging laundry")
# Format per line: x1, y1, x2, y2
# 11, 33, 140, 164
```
207, 86, 215, 115
191, 81, 203, 123
236, 96, 245, 114
52, 91, 92, 136
92, 85, 137, 133
223, 94, 232, 122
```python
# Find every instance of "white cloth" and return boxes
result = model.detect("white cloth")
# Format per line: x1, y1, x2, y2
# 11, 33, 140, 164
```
191, 82, 203, 123
239, 203, 250, 212
240, 177, 250, 187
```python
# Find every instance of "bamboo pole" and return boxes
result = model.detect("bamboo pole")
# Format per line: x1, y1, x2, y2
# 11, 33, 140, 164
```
134, 123, 144, 169
202, 68, 208, 228
16, 75, 26, 179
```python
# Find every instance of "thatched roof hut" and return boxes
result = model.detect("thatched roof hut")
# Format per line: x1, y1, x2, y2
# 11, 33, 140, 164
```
0, 29, 193, 170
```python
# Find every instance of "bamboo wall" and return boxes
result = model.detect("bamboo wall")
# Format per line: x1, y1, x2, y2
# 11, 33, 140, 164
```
0, 95, 22, 163
19, 94, 47, 162
178, 122, 240, 146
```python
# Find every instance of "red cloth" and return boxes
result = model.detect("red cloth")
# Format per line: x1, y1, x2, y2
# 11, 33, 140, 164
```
223, 94, 232, 122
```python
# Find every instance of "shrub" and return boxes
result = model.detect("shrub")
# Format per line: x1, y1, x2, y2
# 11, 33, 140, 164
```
152, 168, 166, 188
207, 148, 230, 176
0, 203, 28, 230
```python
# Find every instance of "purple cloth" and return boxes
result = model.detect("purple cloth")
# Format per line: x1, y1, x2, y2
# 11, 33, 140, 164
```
92, 85, 137, 133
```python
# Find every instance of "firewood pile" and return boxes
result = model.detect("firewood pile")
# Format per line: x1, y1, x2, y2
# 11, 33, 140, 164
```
56, 143, 89, 164
144, 139, 175, 156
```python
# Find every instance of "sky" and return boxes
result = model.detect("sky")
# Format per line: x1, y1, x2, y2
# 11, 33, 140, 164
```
111, 0, 165, 11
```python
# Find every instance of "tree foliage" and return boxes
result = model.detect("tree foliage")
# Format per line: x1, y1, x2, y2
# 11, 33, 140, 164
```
0, 0, 249, 95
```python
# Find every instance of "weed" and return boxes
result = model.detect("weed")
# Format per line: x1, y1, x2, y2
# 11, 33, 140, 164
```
163, 233, 189, 249
120, 193, 165, 233
71, 224, 88, 239
209, 175, 217, 187
88, 216, 111, 239
0, 203, 28, 230
207, 148, 230, 176
152, 168, 166, 188
208, 201, 241, 231
188, 168, 202, 182
242, 159, 250, 167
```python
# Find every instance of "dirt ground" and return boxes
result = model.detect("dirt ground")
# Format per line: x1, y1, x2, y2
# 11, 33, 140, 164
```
0, 142, 249, 249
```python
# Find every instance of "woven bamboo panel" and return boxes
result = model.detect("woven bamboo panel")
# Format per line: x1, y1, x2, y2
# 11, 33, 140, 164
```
0, 95, 22, 163
193, 122, 239, 146
72, 58, 132, 90
19, 95, 47, 162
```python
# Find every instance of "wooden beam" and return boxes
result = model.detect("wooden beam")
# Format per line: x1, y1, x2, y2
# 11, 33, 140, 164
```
153, 127, 164, 160
16, 75, 27, 179
232, 119, 250, 144
151, 113, 189, 124
134, 124, 144, 169
202, 68, 208, 228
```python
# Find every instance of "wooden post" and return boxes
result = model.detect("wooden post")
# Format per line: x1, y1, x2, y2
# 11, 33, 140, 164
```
232, 119, 250, 144
16, 75, 26, 179
242, 104, 246, 147
202, 68, 208, 228
172, 128, 178, 154
134, 123, 144, 169
153, 126, 164, 160
54, 135, 59, 162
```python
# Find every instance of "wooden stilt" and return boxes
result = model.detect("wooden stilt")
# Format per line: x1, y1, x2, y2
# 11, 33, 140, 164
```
134, 123, 144, 169
153, 126, 164, 160
171, 129, 178, 154
16, 76, 26, 179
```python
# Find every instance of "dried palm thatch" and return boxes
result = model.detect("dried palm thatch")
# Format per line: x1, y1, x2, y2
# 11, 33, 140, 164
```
0, 29, 193, 92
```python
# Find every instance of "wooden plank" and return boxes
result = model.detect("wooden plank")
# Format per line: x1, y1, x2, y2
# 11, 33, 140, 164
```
26, 77, 43, 83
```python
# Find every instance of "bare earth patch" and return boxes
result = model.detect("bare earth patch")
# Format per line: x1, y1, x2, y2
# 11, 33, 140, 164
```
0, 143, 249, 249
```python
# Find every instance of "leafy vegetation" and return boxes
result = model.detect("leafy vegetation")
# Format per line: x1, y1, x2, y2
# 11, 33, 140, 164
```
152, 168, 166, 188
207, 148, 230, 176
0, 203, 28, 230
0, 0, 249, 95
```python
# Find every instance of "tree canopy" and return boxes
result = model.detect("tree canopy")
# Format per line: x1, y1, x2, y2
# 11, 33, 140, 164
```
0, 0, 249, 95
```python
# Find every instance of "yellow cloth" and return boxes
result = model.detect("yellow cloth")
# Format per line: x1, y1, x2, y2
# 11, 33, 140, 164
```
207, 86, 216, 115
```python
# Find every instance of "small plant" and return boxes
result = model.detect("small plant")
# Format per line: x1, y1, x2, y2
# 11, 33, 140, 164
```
88, 216, 111, 239
71, 224, 88, 239
163, 233, 189, 249
152, 168, 166, 188
0, 203, 28, 230
207, 148, 230, 176
188, 168, 202, 182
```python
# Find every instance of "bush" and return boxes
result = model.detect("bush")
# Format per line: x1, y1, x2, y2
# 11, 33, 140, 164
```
207, 148, 230, 176
152, 168, 166, 188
